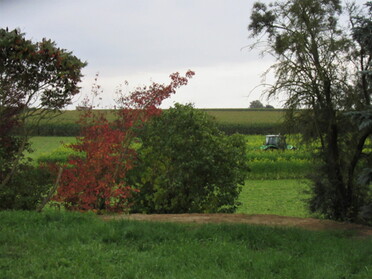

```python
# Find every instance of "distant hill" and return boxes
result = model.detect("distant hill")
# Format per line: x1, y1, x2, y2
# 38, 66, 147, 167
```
23, 109, 287, 136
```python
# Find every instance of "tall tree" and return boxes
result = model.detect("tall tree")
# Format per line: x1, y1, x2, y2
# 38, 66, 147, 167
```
0, 28, 86, 191
348, 1, 372, 218
248, 0, 372, 222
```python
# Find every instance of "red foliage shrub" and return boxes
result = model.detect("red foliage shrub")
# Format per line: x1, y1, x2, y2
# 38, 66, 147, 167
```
52, 71, 194, 212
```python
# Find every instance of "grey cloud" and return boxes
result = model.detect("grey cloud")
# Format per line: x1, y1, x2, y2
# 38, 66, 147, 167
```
1, 0, 254, 74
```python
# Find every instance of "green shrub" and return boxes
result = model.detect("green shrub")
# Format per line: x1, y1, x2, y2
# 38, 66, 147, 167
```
0, 164, 54, 210
128, 104, 249, 213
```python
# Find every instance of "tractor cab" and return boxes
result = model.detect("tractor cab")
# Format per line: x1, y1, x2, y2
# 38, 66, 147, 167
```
260, 135, 296, 150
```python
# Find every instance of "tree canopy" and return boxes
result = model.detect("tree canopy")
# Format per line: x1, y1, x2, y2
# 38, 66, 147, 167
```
248, 0, 372, 222
0, 28, 86, 111
0, 28, 86, 197
249, 100, 264, 108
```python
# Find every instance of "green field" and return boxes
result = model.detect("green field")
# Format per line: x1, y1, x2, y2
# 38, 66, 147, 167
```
244, 135, 314, 179
23, 109, 287, 136
29, 134, 313, 180
238, 180, 311, 217
201, 109, 285, 124
27, 136, 76, 160
1, 210, 371, 279
28, 136, 313, 217
35, 109, 285, 125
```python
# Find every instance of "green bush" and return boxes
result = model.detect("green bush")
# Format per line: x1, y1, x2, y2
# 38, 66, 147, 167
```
128, 104, 249, 213
0, 164, 54, 210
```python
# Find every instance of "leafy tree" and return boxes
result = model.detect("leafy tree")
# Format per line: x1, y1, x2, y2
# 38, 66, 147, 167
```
349, 1, 372, 107
249, 100, 264, 108
0, 28, 86, 206
128, 103, 249, 214
248, 0, 371, 222
348, 1, 372, 220
0, 165, 53, 210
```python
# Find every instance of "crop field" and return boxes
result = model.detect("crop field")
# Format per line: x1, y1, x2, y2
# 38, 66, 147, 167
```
28, 109, 117, 125
33, 108, 285, 125
23, 109, 287, 136
201, 109, 285, 124
29, 135, 315, 180
29, 135, 314, 180
244, 135, 315, 179
202, 109, 285, 124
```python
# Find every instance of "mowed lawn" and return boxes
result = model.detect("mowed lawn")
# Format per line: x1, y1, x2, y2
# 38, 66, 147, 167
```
1, 210, 371, 279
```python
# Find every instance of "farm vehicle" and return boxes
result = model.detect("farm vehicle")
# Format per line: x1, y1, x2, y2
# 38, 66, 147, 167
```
260, 135, 296, 150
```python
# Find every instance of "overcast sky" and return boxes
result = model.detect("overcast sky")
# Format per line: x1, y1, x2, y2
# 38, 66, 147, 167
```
0, 0, 367, 109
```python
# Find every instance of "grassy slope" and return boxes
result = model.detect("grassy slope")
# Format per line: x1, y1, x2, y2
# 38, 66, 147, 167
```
27, 136, 76, 160
0, 211, 371, 279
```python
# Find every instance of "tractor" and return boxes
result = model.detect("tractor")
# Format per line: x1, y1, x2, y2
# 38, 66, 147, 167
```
260, 135, 296, 150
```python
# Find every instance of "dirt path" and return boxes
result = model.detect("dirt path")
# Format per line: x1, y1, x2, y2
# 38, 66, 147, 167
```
100, 213, 372, 238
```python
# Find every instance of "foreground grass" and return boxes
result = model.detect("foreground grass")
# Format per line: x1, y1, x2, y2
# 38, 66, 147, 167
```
237, 180, 311, 218
0, 211, 371, 279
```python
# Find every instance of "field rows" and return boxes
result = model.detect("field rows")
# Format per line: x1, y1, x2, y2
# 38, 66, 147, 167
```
244, 135, 314, 179
21, 109, 288, 136
201, 109, 285, 124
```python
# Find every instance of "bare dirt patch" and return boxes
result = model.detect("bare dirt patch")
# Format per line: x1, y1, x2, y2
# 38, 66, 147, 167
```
100, 213, 372, 238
